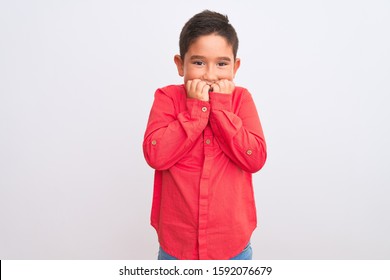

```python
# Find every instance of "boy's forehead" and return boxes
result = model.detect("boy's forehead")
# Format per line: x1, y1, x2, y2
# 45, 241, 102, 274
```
186, 34, 235, 59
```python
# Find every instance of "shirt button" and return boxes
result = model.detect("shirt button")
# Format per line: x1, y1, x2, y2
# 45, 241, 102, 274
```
246, 149, 253, 155
151, 140, 157, 146
201, 107, 207, 112
205, 139, 211, 145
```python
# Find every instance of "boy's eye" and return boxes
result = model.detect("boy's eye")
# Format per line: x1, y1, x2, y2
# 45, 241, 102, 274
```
217, 62, 228, 67
193, 61, 205, 66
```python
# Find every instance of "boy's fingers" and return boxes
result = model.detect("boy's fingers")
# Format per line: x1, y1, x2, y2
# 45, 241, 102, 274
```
201, 84, 211, 98
211, 83, 220, 93
216, 79, 235, 94
190, 79, 197, 93
186, 80, 193, 92
191, 79, 202, 95
186, 79, 198, 98
195, 80, 206, 95
227, 80, 236, 93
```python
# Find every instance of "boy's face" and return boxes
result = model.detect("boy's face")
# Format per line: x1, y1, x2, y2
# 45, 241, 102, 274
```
174, 34, 240, 85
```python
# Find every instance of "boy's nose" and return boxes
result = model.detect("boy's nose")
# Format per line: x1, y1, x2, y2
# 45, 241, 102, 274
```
202, 67, 218, 83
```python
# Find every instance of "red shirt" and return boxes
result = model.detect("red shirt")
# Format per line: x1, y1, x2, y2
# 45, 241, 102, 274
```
143, 84, 267, 259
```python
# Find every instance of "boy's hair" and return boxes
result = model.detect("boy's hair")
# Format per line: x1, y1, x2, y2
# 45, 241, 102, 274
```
179, 10, 239, 60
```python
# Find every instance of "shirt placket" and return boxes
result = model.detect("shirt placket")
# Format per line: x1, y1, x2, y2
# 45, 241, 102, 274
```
198, 124, 213, 259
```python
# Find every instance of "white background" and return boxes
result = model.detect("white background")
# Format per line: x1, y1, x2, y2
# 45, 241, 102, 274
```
1, 0, 389, 259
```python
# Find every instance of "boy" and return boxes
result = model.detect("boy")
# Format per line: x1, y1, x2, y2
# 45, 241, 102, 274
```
143, 10, 267, 260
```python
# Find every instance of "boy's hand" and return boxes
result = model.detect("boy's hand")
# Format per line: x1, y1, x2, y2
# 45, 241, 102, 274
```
211, 79, 235, 94
185, 79, 210, 102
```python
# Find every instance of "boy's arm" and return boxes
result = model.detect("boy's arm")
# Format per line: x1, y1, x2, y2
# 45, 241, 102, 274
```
143, 88, 210, 170
209, 89, 267, 173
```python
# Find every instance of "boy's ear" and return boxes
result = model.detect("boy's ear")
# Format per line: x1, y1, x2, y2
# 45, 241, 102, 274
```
233, 58, 241, 78
174, 55, 184, 77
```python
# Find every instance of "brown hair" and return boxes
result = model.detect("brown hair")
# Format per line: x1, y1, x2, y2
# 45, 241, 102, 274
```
179, 10, 239, 59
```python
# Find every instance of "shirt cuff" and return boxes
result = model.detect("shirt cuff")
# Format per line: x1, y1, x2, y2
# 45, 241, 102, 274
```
209, 92, 232, 111
186, 98, 210, 119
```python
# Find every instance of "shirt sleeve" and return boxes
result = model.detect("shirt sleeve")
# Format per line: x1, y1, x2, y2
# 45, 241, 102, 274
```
143, 87, 210, 170
209, 90, 267, 173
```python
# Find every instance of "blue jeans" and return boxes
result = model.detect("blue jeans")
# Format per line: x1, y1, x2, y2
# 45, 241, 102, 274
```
158, 242, 252, 260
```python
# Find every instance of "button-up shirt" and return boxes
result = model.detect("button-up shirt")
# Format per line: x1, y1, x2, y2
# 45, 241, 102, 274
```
143, 84, 267, 259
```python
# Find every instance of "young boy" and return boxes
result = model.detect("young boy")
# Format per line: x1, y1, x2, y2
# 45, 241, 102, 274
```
143, 10, 267, 260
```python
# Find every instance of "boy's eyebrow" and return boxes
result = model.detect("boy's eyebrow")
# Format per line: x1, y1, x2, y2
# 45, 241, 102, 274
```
190, 55, 232, 61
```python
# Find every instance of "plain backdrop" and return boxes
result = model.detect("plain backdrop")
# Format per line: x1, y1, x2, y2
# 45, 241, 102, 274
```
1, 0, 389, 259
